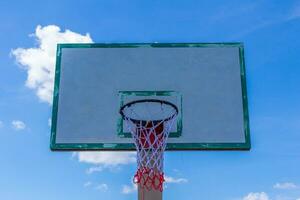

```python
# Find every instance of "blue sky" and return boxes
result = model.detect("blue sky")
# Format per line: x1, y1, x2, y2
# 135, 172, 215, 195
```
1, 0, 300, 200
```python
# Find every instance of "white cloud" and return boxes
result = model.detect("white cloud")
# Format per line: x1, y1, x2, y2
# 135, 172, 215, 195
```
0, 121, 3, 128
164, 176, 188, 184
243, 192, 270, 200
122, 183, 137, 194
48, 118, 51, 127
11, 25, 93, 104
11, 120, 26, 130
230, 3, 300, 39
95, 183, 108, 192
288, 2, 300, 20
74, 152, 136, 166
273, 182, 298, 190
83, 181, 92, 187
71, 152, 77, 159
86, 166, 103, 174
210, 3, 258, 22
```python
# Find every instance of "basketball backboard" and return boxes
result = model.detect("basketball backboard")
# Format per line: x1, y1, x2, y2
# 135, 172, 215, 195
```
50, 43, 250, 151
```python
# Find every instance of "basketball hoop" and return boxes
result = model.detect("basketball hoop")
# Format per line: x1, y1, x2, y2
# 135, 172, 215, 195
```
120, 99, 178, 192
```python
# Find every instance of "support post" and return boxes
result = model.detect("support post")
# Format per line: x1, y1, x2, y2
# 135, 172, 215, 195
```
138, 186, 162, 200
137, 151, 163, 200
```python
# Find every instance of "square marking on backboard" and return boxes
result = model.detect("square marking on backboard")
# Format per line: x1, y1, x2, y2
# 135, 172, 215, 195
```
117, 91, 182, 138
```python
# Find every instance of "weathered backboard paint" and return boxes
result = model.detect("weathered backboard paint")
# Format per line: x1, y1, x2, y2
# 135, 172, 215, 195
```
50, 43, 250, 151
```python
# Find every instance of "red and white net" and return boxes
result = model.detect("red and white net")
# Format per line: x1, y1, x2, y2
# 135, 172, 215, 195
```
120, 100, 178, 192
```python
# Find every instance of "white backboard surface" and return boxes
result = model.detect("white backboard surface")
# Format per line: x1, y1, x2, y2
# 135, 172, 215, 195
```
50, 43, 250, 150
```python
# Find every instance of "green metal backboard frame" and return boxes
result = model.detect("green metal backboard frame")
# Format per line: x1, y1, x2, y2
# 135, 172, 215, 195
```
50, 43, 251, 151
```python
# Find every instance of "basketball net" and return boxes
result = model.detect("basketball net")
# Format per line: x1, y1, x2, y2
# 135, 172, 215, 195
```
120, 100, 178, 192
